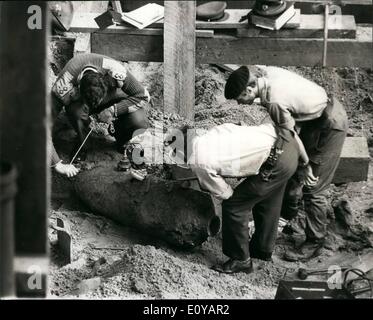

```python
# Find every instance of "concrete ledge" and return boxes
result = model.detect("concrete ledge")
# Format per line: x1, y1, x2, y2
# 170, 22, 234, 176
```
333, 136, 370, 184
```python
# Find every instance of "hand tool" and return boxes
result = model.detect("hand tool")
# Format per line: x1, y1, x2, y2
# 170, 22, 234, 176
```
298, 266, 348, 280
69, 127, 93, 165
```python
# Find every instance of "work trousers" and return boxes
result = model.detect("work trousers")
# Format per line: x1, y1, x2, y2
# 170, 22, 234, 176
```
281, 98, 348, 241
111, 108, 148, 151
222, 130, 300, 261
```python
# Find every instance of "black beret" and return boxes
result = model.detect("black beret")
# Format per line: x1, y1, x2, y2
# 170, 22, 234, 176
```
224, 66, 250, 100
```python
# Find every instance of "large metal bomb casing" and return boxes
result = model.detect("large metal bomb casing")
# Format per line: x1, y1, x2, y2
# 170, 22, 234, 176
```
74, 163, 221, 249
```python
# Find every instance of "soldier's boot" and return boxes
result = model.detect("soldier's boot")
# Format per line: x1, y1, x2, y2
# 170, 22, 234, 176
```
282, 215, 306, 235
283, 238, 326, 262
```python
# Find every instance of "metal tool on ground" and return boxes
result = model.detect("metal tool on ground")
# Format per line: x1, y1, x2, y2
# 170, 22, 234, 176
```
117, 157, 131, 172
130, 167, 147, 181
323, 3, 329, 67
297, 266, 348, 280
69, 127, 93, 165
54, 218, 72, 265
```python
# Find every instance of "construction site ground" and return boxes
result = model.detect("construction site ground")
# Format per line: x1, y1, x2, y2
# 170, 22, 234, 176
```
48, 39, 373, 299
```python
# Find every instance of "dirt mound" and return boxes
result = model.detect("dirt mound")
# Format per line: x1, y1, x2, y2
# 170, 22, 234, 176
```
48, 205, 280, 299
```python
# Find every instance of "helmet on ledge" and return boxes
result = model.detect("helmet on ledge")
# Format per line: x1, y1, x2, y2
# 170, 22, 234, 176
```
253, 0, 287, 17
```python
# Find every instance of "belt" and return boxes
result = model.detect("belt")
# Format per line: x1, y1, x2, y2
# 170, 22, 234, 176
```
259, 127, 286, 182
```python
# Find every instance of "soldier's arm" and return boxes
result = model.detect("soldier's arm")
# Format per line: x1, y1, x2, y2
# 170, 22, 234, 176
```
114, 71, 150, 116
265, 101, 296, 131
191, 167, 234, 201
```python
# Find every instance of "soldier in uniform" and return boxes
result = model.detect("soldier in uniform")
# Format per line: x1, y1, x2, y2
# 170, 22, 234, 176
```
52, 53, 150, 159
224, 66, 348, 261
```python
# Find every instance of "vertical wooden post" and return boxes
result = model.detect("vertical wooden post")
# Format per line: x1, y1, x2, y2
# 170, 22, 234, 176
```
112, 1, 123, 13
163, 1, 196, 120
0, 1, 50, 297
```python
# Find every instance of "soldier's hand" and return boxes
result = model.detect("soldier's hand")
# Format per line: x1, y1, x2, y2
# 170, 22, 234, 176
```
97, 106, 115, 124
304, 164, 319, 187
54, 162, 80, 178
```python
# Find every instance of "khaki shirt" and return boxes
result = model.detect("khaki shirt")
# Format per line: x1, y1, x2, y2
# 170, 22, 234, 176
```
259, 66, 329, 130
189, 123, 277, 200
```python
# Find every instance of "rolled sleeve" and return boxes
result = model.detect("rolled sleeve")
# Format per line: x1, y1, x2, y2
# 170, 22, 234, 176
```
122, 71, 147, 98
115, 71, 150, 115
266, 102, 296, 131
50, 145, 61, 167
192, 166, 234, 201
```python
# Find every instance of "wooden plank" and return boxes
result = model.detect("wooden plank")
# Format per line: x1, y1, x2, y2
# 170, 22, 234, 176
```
69, 12, 213, 37
92, 33, 164, 61
237, 14, 357, 39
291, 0, 372, 4
123, 1, 372, 10
152, 9, 251, 29
91, 26, 372, 67
163, 1, 196, 119
111, 1, 123, 13
72, 1, 109, 14
333, 137, 370, 184
196, 9, 249, 29
197, 27, 372, 67
0, 1, 49, 297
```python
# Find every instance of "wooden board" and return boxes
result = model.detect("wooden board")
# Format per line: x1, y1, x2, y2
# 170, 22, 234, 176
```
72, 1, 109, 14
151, 9, 254, 29
290, 0, 372, 4
149, 9, 249, 29
237, 14, 357, 39
91, 26, 372, 67
333, 137, 370, 184
0, 1, 49, 297
69, 12, 214, 37
111, 0, 123, 13
163, 1, 196, 120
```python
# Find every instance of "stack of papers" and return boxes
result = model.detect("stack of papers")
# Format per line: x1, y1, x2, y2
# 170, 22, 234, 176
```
121, 3, 164, 30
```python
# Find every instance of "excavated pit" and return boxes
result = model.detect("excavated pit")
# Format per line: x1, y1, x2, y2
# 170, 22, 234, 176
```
49, 38, 373, 299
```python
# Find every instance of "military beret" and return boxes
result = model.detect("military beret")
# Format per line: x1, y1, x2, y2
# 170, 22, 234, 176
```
224, 66, 250, 100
